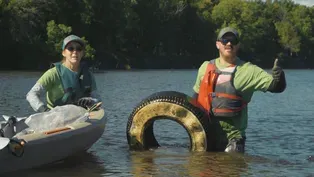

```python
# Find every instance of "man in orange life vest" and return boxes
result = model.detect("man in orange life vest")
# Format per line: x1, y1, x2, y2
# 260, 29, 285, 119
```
192, 27, 286, 153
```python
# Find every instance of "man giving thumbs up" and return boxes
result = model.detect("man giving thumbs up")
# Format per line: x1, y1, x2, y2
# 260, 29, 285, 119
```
192, 27, 286, 153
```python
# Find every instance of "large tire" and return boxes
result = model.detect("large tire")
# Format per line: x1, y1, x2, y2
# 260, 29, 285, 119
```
126, 91, 214, 152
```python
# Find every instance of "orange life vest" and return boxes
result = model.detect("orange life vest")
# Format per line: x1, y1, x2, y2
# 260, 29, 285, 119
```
197, 60, 247, 117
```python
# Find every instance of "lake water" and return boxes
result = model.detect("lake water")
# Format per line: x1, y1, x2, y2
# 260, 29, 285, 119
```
1, 69, 314, 177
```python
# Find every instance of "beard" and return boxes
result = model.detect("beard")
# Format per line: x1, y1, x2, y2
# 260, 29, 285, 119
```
219, 47, 238, 63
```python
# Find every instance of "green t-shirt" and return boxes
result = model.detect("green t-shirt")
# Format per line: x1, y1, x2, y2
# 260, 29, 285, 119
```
193, 58, 273, 141
37, 65, 97, 108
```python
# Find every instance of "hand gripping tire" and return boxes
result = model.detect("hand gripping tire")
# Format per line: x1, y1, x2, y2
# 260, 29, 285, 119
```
126, 91, 215, 151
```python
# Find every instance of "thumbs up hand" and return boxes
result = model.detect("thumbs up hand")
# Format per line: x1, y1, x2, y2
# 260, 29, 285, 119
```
272, 58, 282, 80
273, 58, 279, 68
267, 57, 286, 93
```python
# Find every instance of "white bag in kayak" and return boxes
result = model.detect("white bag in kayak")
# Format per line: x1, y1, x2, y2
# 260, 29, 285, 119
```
13, 105, 89, 137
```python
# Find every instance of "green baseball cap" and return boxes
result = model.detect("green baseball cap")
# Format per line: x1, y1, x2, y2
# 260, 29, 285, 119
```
217, 27, 240, 40
62, 35, 85, 50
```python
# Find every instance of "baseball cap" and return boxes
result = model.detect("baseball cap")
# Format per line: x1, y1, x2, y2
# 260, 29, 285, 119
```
217, 27, 240, 41
62, 35, 86, 50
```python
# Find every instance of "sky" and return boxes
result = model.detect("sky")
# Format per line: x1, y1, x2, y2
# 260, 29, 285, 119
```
262, 0, 314, 6
293, 0, 314, 6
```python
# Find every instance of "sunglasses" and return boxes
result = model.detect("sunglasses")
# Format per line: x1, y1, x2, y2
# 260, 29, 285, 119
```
66, 46, 83, 52
218, 38, 239, 45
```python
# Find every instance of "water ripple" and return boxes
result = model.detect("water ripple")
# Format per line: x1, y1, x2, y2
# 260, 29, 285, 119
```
0, 70, 313, 176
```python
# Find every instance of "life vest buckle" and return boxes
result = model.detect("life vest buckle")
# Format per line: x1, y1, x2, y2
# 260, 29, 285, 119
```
209, 93, 216, 98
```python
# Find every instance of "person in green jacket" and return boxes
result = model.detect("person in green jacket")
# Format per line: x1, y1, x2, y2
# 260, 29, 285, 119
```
26, 35, 101, 112
192, 27, 286, 153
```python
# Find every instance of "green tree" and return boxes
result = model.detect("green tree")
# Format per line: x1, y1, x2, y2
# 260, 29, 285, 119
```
211, 0, 275, 64
275, 21, 300, 53
46, 20, 95, 61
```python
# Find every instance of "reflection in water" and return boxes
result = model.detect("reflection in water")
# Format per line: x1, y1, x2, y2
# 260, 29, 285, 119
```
187, 152, 249, 177
131, 119, 249, 177
3, 151, 106, 177
130, 151, 158, 177
132, 118, 249, 176
130, 148, 249, 177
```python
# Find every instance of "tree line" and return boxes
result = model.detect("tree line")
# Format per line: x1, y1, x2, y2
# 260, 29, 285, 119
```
1, 0, 313, 70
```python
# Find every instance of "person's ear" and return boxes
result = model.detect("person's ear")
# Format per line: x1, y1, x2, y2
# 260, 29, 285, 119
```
216, 41, 220, 49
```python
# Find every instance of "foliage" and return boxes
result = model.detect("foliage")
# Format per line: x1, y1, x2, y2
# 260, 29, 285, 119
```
1, 0, 314, 69
46, 20, 95, 60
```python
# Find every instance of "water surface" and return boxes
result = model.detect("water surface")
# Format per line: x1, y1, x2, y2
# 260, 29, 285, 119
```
1, 69, 314, 176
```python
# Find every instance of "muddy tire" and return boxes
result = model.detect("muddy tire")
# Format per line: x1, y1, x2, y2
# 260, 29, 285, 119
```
126, 91, 214, 151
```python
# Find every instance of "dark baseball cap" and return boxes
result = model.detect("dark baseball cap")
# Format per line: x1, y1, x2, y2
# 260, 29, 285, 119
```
62, 35, 86, 50
217, 27, 240, 40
